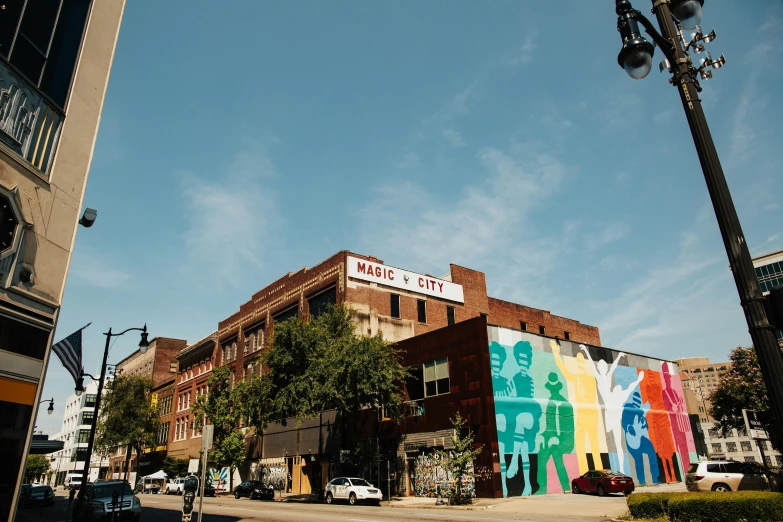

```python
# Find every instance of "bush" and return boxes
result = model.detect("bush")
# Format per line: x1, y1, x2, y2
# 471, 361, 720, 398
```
627, 491, 783, 522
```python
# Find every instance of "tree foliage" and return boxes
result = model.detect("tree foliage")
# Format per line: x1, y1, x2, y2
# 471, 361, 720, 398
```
710, 345, 782, 451
95, 374, 158, 460
192, 365, 244, 490
24, 454, 50, 482
436, 412, 483, 504
161, 456, 190, 479
242, 305, 408, 470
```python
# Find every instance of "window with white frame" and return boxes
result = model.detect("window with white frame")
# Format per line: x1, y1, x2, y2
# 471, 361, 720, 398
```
424, 357, 450, 397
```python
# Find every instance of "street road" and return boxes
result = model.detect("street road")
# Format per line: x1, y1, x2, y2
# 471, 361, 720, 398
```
15, 488, 624, 522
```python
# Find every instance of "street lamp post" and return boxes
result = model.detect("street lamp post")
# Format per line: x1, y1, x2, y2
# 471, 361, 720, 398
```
75, 325, 150, 510
613, 0, 783, 443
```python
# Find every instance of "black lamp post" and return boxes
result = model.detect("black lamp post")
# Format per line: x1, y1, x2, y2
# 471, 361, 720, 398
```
613, 0, 783, 444
40, 398, 54, 416
75, 325, 150, 508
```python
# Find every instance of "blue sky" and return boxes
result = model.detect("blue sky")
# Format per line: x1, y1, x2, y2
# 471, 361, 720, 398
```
36, 1, 783, 434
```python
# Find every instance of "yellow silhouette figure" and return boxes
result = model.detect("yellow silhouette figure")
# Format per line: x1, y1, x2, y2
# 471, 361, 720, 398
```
551, 341, 602, 474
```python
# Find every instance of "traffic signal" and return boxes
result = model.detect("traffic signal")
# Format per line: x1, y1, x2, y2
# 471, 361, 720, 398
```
764, 286, 783, 330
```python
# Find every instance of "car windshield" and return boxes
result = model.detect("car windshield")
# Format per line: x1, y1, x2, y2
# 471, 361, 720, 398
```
92, 483, 133, 499
350, 479, 372, 487
31, 487, 50, 495
603, 471, 625, 476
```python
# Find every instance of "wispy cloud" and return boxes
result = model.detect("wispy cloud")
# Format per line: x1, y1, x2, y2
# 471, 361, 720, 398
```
506, 29, 538, 66
441, 128, 465, 148
584, 222, 632, 252
69, 248, 132, 289
179, 140, 279, 288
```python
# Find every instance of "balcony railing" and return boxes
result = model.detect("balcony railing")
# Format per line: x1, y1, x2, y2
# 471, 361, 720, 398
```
0, 58, 63, 178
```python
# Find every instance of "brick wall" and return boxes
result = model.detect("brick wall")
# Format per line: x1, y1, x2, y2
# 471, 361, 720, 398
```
488, 297, 601, 346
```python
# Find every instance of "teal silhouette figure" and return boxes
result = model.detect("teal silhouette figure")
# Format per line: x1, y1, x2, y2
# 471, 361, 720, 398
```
536, 372, 575, 494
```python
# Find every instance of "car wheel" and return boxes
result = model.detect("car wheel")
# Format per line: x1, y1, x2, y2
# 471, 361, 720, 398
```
373, 499, 381, 506
571, 483, 580, 494
326, 492, 333, 504
597, 484, 607, 497
166, 488, 170, 495
235, 491, 241, 499
349, 493, 357, 506
712, 483, 731, 492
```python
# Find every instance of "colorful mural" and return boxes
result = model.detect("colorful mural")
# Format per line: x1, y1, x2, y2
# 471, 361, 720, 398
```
412, 453, 476, 498
488, 326, 697, 497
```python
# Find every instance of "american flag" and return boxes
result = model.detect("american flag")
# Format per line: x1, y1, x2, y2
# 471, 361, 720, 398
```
52, 324, 90, 384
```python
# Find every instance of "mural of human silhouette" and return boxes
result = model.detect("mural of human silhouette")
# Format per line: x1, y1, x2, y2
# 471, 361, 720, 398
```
661, 362, 692, 473
506, 341, 542, 496
622, 390, 660, 485
536, 372, 575, 494
640, 369, 677, 483
489, 342, 515, 497
581, 347, 644, 475
551, 341, 602, 474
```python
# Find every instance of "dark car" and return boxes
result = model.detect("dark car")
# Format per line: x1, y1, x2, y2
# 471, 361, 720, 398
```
571, 470, 635, 497
24, 485, 55, 507
234, 481, 274, 500
200, 482, 216, 497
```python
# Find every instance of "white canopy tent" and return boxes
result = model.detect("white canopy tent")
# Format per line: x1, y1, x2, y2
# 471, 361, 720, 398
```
138, 470, 167, 493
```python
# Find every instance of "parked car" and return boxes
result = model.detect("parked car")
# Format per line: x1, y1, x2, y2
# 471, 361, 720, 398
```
165, 477, 186, 495
685, 460, 770, 492
200, 481, 216, 497
324, 477, 383, 506
23, 485, 55, 508
64, 473, 82, 491
571, 470, 635, 497
233, 481, 274, 500
72, 481, 141, 522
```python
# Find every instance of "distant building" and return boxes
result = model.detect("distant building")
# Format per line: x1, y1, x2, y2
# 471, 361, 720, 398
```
752, 249, 783, 340
676, 356, 782, 467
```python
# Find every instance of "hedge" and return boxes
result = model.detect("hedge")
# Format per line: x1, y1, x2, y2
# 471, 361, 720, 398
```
627, 491, 783, 522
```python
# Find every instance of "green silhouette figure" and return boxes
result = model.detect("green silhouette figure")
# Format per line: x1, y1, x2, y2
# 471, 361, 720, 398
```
536, 372, 575, 494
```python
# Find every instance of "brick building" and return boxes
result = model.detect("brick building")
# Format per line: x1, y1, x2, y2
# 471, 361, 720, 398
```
167, 333, 218, 461
212, 250, 599, 493
108, 337, 186, 482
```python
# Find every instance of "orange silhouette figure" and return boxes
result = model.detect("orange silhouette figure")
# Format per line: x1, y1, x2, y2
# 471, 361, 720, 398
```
639, 369, 677, 483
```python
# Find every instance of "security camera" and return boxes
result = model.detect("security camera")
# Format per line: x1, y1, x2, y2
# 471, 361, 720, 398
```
79, 208, 97, 228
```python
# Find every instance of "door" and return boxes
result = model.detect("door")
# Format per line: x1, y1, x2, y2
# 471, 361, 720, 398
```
740, 463, 768, 491
584, 471, 599, 492
336, 478, 350, 499
721, 463, 745, 490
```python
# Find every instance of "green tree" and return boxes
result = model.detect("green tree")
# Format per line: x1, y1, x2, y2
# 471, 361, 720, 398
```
161, 456, 190, 479
244, 305, 407, 473
709, 345, 783, 451
95, 374, 158, 478
436, 412, 483, 505
193, 365, 244, 491
24, 454, 50, 483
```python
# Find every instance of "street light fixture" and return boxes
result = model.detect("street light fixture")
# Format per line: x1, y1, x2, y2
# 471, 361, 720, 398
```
75, 324, 150, 508
40, 398, 54, 416
612, 0, 783, 446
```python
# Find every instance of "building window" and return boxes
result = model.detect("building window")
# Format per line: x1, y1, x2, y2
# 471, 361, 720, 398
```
244, 338, 250, 354
0, 0, 92, 108
80, 411, 94, 425
84, 394, 97, 408
741, 441, 752, 452
308, 286, 337, 319
708, 428, 719, 438
76, 429, 90, 443
520, 321, 527, 331
71, 448, 88, 462
273, 306, 298, 324
726, 442, 737, 453
424, 357, 449, 397
564, 331, 570, 340
390, 294, 400, 319
777, 456, 783, 467
417, 300, 427, 323
711, 443, 723, 453
446, 306, 455, 326
539, 325, 546, 335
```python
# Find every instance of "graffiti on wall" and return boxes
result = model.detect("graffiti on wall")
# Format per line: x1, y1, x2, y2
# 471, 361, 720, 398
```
413, 453, 476, 498
259, 465, 286, 491
488, 326, 697, 497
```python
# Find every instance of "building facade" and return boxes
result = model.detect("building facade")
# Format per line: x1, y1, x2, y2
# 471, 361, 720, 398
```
212, 251, 600, 493
0, 1, 125, 517
752, 249, 783, 340
676, 356, 782, 467
166, 333, 217, 461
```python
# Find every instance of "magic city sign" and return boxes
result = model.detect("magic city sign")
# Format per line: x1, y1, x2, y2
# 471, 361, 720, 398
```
347, 256, 465, 303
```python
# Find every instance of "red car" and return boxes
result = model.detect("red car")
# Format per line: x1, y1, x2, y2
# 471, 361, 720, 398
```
571, 470, 635, 496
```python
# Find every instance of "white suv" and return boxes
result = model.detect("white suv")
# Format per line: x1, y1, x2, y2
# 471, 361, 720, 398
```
325, 477, 383, 506
165, 477, 186, 495
64, 473, 82, 491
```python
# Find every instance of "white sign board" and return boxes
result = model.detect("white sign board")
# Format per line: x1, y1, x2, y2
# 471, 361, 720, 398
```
347, 256, 464, 303
188, 459, 199, 474
202, 425, 214, 451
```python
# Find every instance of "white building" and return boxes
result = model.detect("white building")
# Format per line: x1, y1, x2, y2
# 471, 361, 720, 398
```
47, 381, 108, 486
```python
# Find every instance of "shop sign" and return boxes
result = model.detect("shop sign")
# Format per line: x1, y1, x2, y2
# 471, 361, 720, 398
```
347, 256, 464, 303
